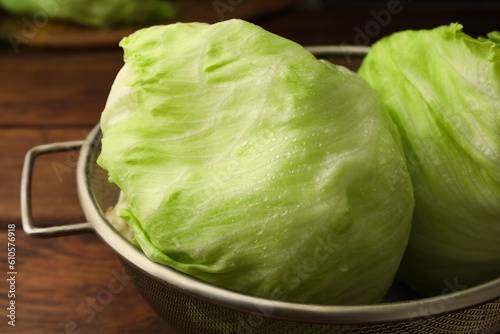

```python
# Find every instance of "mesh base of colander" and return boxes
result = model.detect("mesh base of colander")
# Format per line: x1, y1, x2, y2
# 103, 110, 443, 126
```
120, 257, 500, 334
75, 48, 500, 333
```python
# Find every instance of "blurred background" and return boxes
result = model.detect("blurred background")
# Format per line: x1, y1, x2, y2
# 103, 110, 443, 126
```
0, 0, 499, 49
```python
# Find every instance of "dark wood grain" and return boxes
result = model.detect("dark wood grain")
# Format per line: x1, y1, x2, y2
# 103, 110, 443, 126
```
0, 49, 123, 127
0, 4, 497, 334
0, 231, 176, 334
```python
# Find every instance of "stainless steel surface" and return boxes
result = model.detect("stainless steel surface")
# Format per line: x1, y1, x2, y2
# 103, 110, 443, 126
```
23, 47, 500, 333
305, 45, 371, 57
21, 140, 94, 237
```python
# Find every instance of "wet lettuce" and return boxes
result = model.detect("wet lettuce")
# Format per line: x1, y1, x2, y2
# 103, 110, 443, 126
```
359, 23, 500, 296
98, 19, 414, 305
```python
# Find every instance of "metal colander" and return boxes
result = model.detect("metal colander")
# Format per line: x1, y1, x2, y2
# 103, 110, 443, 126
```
21, 47, 500, 334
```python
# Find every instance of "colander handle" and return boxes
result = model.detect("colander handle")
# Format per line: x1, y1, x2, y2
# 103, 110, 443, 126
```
21, 141, 94, 238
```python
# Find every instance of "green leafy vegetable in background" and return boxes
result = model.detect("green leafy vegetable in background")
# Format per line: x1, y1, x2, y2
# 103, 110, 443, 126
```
359, 23, 500, 296
0, 0, 178, 27
98, 19, 414, 305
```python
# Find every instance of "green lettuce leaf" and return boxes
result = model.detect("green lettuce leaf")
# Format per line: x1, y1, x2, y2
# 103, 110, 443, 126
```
359, 23, 500, 296
98, 19, 414, 305
0, 0, 178, 27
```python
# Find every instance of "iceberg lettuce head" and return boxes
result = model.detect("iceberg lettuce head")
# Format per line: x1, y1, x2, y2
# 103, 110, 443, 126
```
359, 23, 500, 296
98, 19, 414, 305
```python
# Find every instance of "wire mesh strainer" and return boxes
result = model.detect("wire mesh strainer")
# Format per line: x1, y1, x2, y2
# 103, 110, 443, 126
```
21, 47, 500, 334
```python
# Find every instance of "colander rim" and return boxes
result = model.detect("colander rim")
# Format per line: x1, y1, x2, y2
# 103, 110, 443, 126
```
78, 123, 500, 325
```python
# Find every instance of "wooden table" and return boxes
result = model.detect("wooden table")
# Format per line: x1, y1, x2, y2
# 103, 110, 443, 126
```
0, 3, 498, 334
